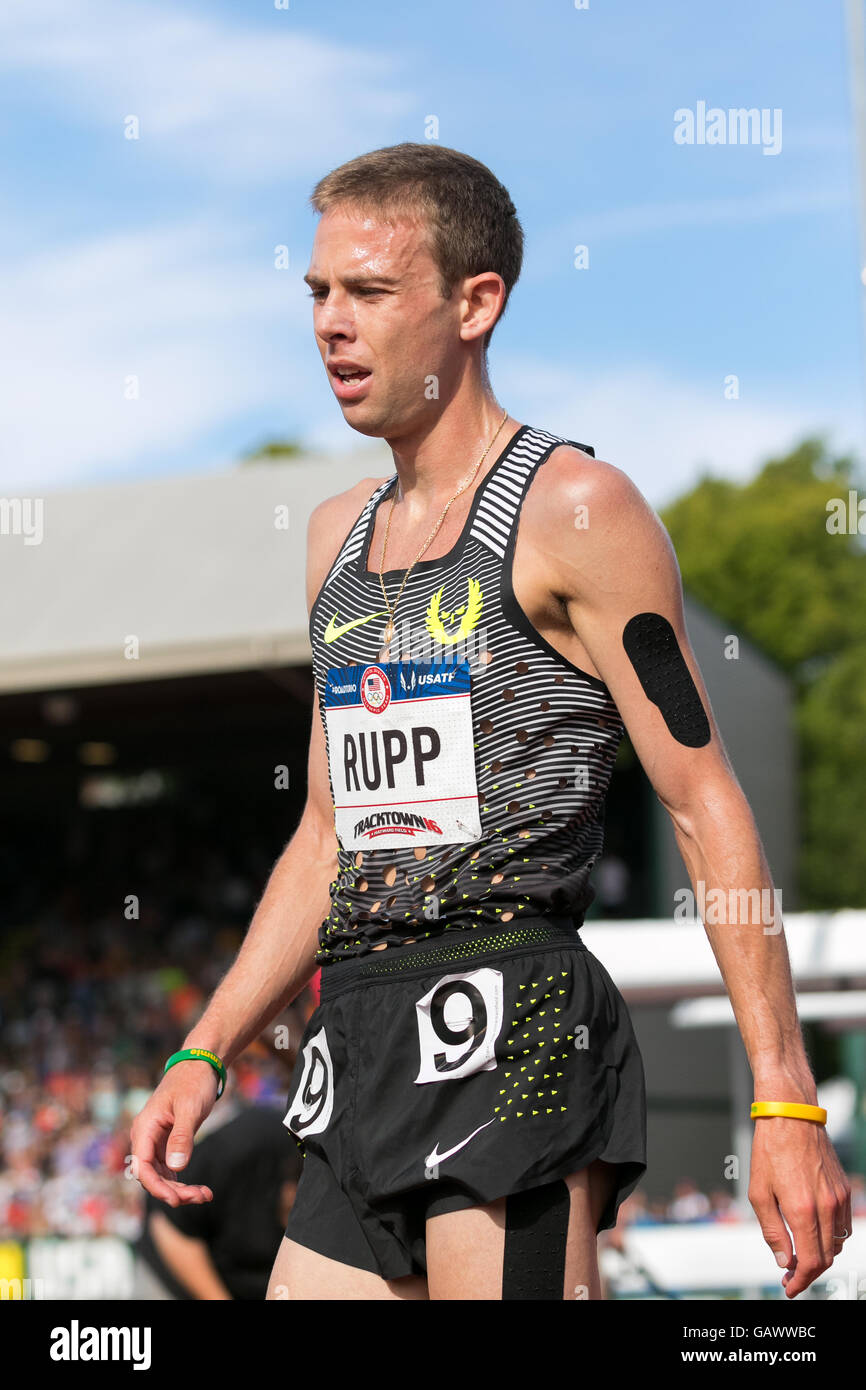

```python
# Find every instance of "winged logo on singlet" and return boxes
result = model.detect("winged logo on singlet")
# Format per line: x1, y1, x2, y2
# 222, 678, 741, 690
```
424, 578, 484, 645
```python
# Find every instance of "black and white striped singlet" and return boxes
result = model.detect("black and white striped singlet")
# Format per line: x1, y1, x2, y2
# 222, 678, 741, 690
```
309, 424, 625, 964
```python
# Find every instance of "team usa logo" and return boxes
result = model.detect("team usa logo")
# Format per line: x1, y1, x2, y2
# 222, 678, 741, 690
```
360, 666, 391, 714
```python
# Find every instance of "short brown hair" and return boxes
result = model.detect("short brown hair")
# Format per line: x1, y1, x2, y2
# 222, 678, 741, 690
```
309, 142, 524, 349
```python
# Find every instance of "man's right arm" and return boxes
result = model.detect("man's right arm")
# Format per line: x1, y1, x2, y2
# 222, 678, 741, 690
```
130, 476, 387, 1207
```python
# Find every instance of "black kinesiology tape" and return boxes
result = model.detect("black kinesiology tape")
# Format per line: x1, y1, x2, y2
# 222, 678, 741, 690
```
622, 612, 711, 748
502, 1179, 571, 1300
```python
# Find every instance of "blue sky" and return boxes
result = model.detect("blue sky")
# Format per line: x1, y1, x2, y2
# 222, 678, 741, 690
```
1, 0, 862, 507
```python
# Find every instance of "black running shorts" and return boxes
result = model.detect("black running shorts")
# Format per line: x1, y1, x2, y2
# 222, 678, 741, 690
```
282, 917, 647, 1281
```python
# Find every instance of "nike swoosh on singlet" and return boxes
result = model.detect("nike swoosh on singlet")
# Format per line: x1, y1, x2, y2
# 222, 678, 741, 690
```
425, 1117, 495, 1169
323, 610, 386, 643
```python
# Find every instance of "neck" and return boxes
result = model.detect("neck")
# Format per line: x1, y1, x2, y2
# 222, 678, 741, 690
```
384, 387, 517, 516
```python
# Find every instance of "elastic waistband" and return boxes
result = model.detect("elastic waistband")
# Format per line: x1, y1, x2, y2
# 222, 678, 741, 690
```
318, 916, 586, 1000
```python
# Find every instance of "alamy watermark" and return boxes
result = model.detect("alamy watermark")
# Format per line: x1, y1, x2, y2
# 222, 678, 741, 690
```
674, 881, 782, 933
826, 490, 866, 534
674, 101, 782, 156
0, 497, 44, 545
381, 614, 492, 672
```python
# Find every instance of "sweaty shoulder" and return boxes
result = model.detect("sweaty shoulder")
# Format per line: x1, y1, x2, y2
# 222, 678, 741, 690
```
306, 475, 391, 611
522, 443, 677, 601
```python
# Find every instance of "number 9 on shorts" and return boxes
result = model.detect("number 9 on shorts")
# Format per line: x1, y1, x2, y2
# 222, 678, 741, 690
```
414, 967, 504, 1085
283, 1026, 335, 1136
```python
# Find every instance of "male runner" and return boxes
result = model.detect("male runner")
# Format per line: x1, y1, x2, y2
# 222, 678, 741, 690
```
132, 143, 851, 1300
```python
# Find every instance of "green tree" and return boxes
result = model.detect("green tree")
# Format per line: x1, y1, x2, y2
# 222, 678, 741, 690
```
796, 643, 866, 906
660, 437, 866, 908
239, 438, 304, 463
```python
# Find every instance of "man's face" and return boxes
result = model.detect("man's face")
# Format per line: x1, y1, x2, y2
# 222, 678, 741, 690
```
305, 207, 461, 439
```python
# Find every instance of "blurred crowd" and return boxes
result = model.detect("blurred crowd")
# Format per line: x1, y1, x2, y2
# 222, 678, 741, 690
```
0, 804, 312, 1245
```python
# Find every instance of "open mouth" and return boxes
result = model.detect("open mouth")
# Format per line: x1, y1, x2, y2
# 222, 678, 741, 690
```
329, 364, 372, 399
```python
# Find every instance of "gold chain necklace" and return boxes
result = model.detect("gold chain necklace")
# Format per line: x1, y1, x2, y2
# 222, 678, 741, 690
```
377, 408, 510, 658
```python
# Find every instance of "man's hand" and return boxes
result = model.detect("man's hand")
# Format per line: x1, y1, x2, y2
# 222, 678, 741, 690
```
130, 1061, 220, 1207
749, 1116, 852, 1298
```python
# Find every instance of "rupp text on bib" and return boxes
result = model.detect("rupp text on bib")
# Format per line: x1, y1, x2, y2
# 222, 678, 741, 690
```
323, 661, 482, 850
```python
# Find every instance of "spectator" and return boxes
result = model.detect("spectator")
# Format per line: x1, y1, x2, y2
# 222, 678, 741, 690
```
667, 1178, 712, 1223
708, 1188, 740, 1223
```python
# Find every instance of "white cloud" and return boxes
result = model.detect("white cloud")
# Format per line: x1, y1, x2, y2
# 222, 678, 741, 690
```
0, 220, 326, 488
494, 356, 861, 508
526, 186, 851, 275
0, 0, 413, 182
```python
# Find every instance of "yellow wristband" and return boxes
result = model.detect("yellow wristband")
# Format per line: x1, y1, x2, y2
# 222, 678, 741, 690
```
751, 1101, 827, 1124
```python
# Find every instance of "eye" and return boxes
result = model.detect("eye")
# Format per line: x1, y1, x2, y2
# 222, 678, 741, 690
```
306, 286, 386, 301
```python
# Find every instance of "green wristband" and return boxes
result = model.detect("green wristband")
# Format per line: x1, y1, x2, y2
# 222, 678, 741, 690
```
164, 1047, 227, 1099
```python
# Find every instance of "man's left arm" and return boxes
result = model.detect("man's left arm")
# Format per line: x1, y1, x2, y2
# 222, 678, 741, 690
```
540, 448, 852, 1299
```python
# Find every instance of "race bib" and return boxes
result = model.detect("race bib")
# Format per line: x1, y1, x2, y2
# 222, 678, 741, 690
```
323, 660, 482, 850
414, 967, 504, 1085
283, 1026, 334, 1137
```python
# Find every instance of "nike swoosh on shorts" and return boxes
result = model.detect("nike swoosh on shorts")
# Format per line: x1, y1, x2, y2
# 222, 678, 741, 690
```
425, 1117, 496, 1169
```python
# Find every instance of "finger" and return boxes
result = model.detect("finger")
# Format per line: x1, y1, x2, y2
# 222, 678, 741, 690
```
165, 1111, 197, 1173
130, 1127, 175, 1201
750, 1189, 793, 1273
136, 1157, 213, 1206
782, 1206, 825, 1299
817, 1185, 840, 1272
843, 1185, 853, 1241
150, 1154, 214, 1204
830, 1180, 852, 1253
781, 1252, 797, 1292
140, 1156, 214, 1206
131, 1127, 213, 1205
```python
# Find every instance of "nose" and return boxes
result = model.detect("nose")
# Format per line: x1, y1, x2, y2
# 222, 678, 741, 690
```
315, 291, 356, 343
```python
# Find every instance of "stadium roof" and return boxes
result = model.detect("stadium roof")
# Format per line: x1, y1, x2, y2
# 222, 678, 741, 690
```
1, 447, 792, 700
0, 450, 392, 693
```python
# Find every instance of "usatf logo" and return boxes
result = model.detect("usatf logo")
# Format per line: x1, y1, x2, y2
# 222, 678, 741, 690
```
353, 811, 444, 840
425, 578, 483, 645
360, 666, 391, 714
